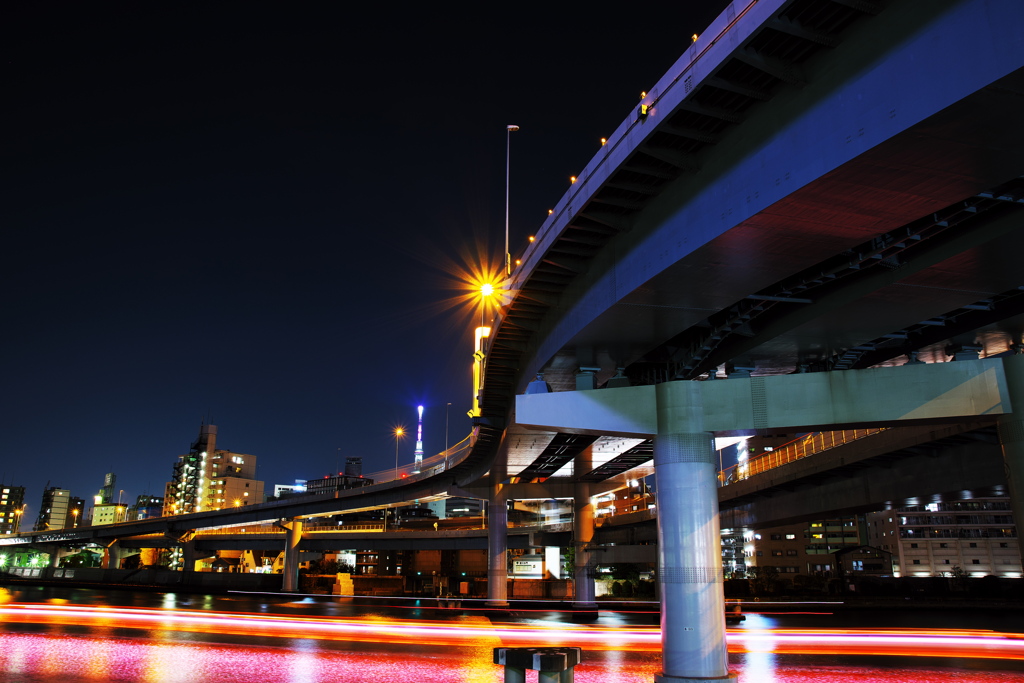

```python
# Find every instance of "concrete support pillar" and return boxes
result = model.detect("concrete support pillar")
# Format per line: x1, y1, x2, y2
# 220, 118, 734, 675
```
573, 481, 596, 608
102, 542, 122, 570
282, 518, 304, 593
654, 429, 732, 682
181, 539, 196, 572
486, 486, 509, 606
998, 355, 1024, 568
47, 546, 62, 568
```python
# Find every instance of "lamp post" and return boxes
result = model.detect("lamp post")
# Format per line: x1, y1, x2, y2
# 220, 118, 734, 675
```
445, 402, 452, 468
505, 124, 520, 275
479, 282, 495, 327
393, 426, 406, 480
71, 508, 79, 528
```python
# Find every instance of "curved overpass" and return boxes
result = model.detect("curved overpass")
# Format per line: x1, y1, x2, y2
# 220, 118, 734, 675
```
473, 0, 1024, 481
7, 0, 1023, 583
473, 2, 1024, 679
5, 4, 1024, 680
6, 0, 1017, 548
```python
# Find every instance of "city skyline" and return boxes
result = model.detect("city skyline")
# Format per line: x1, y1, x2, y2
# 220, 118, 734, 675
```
1, 3, 729, 522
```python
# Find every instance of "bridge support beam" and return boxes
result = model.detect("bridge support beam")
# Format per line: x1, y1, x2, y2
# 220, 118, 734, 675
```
102, 541, 122, 570
573, 481, 596, 608
486, 485, 509, 607
281, 518, 304, 592
43, 545, 62, 568
998, 355, 1024, 568
518, 357, 1019, 682
654, 424, 731, 682
181, 539, 196, 572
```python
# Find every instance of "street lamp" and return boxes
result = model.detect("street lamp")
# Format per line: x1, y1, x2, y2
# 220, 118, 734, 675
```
393, 426, 406, 480
13, 505, 25, 533
479, 282, 496, 327
71, 508, 79, 528
445, 402, 452, 469
505, 124, 520, 275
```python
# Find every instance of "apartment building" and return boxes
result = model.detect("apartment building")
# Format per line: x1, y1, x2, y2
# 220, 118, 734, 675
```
866, 495, 1020, 577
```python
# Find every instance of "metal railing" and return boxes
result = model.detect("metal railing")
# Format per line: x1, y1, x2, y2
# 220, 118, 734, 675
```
720, 428, 887, 485
192, 517, 569, 536
359, 434, 473, 485
488, 1, 761, 333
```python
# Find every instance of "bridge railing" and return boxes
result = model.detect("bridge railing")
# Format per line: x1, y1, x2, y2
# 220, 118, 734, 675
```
193, 518, 570, 535
720, 428, 888, 485
359, 434, 473, 484
499, 0, 762, 316
196, 523, 386, 535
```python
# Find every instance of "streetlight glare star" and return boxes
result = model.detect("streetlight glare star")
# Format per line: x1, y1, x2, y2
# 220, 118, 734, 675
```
480, 283, 494, 297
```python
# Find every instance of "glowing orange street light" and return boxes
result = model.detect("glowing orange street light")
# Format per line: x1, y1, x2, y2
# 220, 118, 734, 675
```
71, 508, 79, 528
394, 427, 406, 480
478, 282, 498, 327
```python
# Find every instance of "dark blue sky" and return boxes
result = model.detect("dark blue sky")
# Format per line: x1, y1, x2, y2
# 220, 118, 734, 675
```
2, 2, 727, 518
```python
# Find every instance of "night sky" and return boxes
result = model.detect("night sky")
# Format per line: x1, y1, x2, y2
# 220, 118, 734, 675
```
3, 2, 728, 521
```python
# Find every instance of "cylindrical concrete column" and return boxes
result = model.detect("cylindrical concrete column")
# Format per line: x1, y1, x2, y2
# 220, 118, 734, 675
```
181, 540, 196, 572
998, 355, 1024, 569
102, 542, 122, 570
573, 482, 596, 608
653, 431, 732, 682
487, 487, 509, 606
282, 518, 303, 593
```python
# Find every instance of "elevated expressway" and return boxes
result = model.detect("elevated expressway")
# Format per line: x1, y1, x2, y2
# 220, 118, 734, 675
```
5, 2, 1024, 680
4, 0, 1021, 557
470, 0, 1024, 680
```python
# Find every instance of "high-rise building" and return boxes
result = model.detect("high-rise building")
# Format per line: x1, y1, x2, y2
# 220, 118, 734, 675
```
34, 487, 72, 532
164, 424, 264, 515
96, 472, 116, 505
866, 494, 1020, 578
0, 486, 26, 535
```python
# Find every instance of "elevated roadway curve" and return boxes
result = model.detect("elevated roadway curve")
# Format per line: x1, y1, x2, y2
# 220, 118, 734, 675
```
4, 0, 1023, 557
6, 6, 1024, 679
5, 0, 1023, 560
478, 3, 1024, 676
475, 0, 1024, 487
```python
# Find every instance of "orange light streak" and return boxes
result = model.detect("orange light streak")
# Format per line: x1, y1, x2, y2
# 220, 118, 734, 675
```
1, 603, 1024, 661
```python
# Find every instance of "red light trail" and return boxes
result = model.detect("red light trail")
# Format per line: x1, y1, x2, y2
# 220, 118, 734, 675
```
1, 602, 1023, 660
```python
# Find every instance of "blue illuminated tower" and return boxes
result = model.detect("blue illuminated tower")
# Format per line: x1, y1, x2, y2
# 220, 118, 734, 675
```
414, 405, 425, 472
